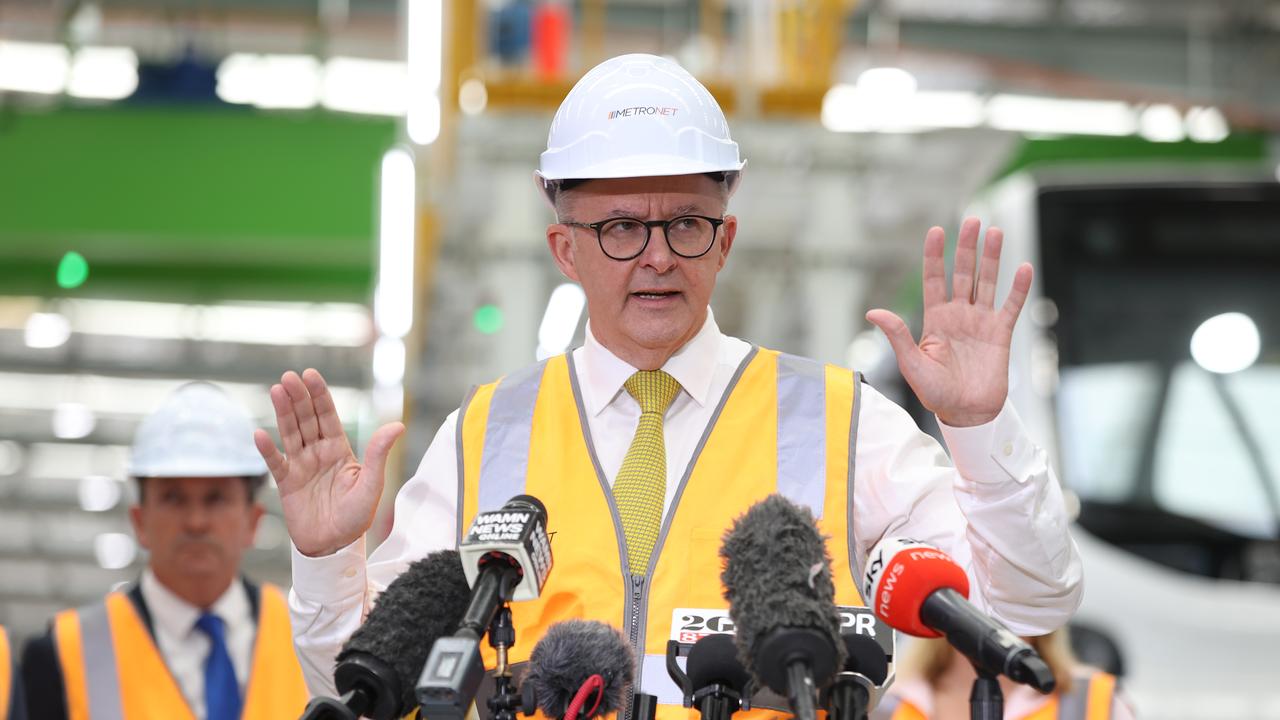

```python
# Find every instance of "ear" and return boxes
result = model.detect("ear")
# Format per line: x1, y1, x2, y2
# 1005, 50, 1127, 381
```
129, 504, 150, 551
547, 224, 582, 282
244, 503, 266, 549
714, 214, 738, 271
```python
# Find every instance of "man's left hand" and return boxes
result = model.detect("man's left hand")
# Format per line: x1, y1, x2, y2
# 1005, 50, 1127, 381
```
866, 217, 1032, 427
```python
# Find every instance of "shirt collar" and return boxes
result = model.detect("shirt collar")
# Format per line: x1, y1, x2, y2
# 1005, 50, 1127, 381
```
140, 567, 251, 638
580, 307, 722, 416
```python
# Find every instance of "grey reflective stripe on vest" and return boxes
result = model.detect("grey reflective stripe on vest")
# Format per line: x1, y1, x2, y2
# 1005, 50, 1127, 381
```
477, 360, 548, 513
77, 601, 125, 720
775, 353, 828, 519
1058, 672, 1112, 720
847, 370, 865, 595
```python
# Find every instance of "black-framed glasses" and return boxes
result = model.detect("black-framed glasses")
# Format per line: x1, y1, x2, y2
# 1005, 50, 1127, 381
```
563, 215, 725, 261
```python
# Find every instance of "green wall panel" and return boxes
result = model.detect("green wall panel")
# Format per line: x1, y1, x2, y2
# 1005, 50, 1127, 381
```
0, 106, 398, 302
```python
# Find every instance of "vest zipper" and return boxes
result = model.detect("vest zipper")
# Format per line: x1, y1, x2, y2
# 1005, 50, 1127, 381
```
624, 573, 646, 720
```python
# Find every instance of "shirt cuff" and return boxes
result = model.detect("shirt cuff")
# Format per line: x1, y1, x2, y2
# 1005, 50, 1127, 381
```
290, 536, 367, 602
937, 400, 1039, 485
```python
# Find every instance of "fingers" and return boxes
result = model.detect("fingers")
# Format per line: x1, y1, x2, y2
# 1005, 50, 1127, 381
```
281, 371, 321, 445
269, 383, 305, 458
951, 217, 981, 303
302, 368, 345, 440
253, 429, 289, 483
922, 226, 947, 309
865, 309, 920, 369
999, 263, 1034, 329
975, 226, 1004, 308
362, 422, 406, 486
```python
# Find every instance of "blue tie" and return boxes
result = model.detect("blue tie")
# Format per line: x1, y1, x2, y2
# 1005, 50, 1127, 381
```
195, 612, 242, 720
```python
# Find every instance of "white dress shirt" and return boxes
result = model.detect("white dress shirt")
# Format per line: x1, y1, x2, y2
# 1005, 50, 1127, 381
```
289, 309, 1083, 696
140, 569, 256, 720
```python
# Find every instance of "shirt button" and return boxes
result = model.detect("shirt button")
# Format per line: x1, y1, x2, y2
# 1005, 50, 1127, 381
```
1002, 442, 1014, 457
343, 567, 357, 578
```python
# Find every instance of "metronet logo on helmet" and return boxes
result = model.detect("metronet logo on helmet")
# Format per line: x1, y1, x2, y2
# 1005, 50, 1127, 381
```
607, 106, 679, 119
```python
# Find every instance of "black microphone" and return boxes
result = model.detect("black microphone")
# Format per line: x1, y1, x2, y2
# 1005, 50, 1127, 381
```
301, 550, 472, 720
862, 537, 1055, 693
823, 633, 889, 720
720, 494, 845, 720
685, 633, 753, 720
418, 495, 554, 719
521, 620, 635, 720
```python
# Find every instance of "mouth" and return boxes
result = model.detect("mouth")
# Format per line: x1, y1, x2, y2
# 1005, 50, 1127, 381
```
630, 290, 682, 301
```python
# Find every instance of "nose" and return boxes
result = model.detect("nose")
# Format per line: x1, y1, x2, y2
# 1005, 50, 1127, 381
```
638, 224, 677, 272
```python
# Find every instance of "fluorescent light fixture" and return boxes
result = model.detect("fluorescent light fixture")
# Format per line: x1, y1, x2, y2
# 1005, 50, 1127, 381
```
79, 475, 123, 512
216, 53, 320, 109
94, 532, 137, 570
374, 148, 417, 338
1185, 106, 1229, 143
407, 0, 444, 145
52, 403, 97, 440
24, 312, 72, 349
68, 46, 139, 100
2, 298, 370, 347
987, 94, 1137, 136
1190, 312, 1260, 374
459, 78, 488, 116
322, 57, 408, 116
0, 40, 70, 94
822, 86, 982, 133
372, 334, 407, 386
1138, 104, 1185, 143
537, 283, 586, 358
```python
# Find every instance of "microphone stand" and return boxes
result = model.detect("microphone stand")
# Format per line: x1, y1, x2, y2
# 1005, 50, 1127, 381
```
968, 664, 1002, 720
486, 605, 523, 720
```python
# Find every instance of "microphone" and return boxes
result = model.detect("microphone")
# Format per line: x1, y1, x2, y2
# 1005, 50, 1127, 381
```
684, 633, 753, 720
418, 495, 555, 719
822, 633, 889, 720
521, 619, 635, 720
862, 537, 1055, 692
720, 495, 845, 720
301, 550, 472, 720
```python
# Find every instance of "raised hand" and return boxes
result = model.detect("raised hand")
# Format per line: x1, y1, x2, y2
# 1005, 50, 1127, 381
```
253, 369, 405, 557
865, 217, 1032, 427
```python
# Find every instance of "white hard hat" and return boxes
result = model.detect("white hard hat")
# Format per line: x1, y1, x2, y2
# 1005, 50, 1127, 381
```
537, 53, 745, 198
128, 382, 268, 478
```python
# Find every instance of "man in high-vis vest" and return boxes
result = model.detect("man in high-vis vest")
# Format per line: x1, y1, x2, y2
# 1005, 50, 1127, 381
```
21, 383, 307, 720
258, 54, 1083, 718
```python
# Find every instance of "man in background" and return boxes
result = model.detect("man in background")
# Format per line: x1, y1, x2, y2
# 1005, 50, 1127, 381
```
22, 382, 307, 720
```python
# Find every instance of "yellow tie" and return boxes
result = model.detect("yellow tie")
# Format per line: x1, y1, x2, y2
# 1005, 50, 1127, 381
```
614, 370, 682, 575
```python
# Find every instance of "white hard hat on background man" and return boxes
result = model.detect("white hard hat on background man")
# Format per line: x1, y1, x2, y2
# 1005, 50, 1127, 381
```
128, 381, 268, 479
537, 53, 746, 203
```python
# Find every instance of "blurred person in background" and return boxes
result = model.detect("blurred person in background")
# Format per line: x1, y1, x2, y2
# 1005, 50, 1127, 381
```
875, 629, 1133, 720
2, 625, 28, 720
258, 53, 1081, 709
20, 383, 307, 720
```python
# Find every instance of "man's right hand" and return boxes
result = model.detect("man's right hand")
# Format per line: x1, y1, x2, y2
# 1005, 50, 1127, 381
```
253, 368, 405, 558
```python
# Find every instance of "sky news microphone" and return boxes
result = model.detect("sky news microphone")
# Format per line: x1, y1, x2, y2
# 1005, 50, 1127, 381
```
822, 633, 889, 720
418, 495, 555, 720
720, 495, 845, 720
862, 537, 1055, 692
301, 550, 472, 720
521, 619, 635, 720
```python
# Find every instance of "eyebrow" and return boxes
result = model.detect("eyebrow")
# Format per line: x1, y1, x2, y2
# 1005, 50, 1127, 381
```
606, 203, 705, 218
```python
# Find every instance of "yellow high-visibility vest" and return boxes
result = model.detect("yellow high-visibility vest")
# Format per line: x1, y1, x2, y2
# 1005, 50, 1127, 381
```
459, 348, 866, 720
888, 671, 1120, 720
52, 584, 307, 720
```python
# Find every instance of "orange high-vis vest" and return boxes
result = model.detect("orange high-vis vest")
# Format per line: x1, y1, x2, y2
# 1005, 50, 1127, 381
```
458, 348, 866, 720
51, 584, 307, 720
1, 625, 13, 720
887, 671, 1120, 720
